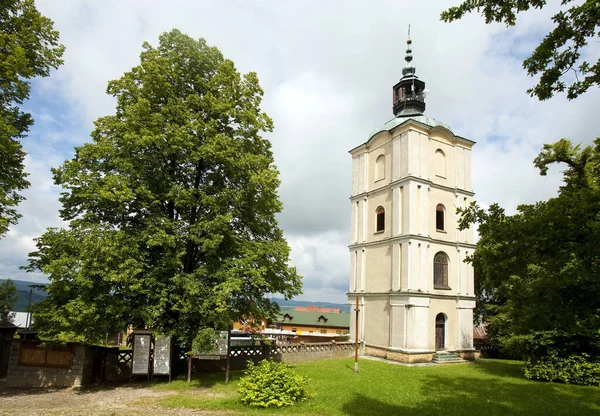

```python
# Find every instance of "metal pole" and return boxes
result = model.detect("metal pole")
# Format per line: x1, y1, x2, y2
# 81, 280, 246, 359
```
354, 296, 359, 373
26, 288, 33, 332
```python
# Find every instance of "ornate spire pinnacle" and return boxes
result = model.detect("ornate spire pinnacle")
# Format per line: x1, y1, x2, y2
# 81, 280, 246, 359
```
392, 28, 426, 116
402, 38, 416, 77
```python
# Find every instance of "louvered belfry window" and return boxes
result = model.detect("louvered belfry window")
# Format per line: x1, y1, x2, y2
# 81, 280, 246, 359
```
433, 252, 448, 287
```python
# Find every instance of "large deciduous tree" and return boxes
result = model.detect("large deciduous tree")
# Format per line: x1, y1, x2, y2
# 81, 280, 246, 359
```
27, 30, 302, 355
0, 0, 64, 237
459, 138, 600, 364
0, 278, 17, 324
442, 0, 600, 100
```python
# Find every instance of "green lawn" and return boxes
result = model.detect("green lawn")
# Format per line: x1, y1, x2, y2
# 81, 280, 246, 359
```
153, 358, 600, 415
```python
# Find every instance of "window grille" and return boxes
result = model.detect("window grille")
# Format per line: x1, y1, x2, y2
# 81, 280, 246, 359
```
433, 252, 448, 287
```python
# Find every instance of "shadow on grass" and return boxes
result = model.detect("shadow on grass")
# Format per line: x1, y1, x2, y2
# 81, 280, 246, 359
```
0, 381, 155, 397
471, 359, 526, 380
341, 371, 600, 416
0, 387, 67, 397
0, 369, 245, 397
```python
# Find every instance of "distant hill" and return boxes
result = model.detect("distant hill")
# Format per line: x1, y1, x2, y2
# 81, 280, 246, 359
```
0, 281, 349, 314
271, 297, 350, 313
0, 279, 47, 312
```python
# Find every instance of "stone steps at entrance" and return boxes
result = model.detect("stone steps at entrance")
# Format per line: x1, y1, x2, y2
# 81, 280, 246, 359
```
432, 351, 468, 365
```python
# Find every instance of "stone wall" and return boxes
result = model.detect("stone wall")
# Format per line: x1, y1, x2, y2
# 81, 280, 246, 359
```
365, 344, 480, 363
274, 341, 357, 364
457, 350, 480, 361
6, 340, 93, 387
189, 341, 359, 373
365, 345, 434, 363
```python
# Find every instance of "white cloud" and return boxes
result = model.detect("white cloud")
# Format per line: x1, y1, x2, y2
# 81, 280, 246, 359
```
2, 0, 599, 304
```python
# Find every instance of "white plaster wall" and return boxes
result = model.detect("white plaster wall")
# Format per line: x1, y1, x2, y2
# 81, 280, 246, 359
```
392, 134, 401, 181
456, 146, 465, 189
352, 156, 359, 196
406, 182, 418, 235
402, 184, 411, 235
356, 249, 365, 292
419, 132, 429, 179
464, 148, 472, 191
357, 153, 367, 194
391, 243, 401, 291
421, 186, 429, 236
350, 200, 357, 243
400, 131, 409, 178
390, 304, 406, 348
363, 298, 390, 347
365, 245, 392, 292
457, 303, 475, 350
357, 199, 365, 243
392, 186, 402, 235
408, 305, 430, 350
419, 243, 429, 292
360, 249, 366, 292
350, 250, 357, 292
407, 130, 419, 176
400, 242, 409, 290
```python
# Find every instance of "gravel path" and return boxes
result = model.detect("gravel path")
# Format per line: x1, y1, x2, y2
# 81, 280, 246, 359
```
0, 385, 224, 415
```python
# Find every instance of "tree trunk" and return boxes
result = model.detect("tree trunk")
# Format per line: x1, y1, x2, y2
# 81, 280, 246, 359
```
187, 356, 192, 383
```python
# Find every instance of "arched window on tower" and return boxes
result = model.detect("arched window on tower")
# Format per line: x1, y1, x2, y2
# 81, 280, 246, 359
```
435, 149, 446, 178
436, 204, 445, 231
376, 154, 385, 181
376, 206, 385, 232
433, 252, 449, 288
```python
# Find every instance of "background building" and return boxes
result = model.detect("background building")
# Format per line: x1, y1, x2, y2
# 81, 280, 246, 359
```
348, 39, 477, 363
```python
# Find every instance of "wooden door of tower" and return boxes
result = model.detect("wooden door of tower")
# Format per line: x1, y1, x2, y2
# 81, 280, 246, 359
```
435, 314, 445, 351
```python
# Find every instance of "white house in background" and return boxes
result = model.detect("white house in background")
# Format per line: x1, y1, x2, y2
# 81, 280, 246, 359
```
348, 38, 477, 363
10, 312, 31, 328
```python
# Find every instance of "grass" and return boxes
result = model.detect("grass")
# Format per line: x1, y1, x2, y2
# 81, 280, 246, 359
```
152, 358, 600, 415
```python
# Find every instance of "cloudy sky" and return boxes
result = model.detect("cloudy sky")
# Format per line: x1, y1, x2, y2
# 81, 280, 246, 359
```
2, 0, 599, 303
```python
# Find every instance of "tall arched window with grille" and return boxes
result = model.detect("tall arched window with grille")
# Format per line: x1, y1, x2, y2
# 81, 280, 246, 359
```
436, 204, 445, 231
433, 252, 449, 288
376, 206, 385, 232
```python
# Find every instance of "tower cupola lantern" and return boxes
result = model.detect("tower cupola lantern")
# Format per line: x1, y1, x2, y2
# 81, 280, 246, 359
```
392, 38, 426, 116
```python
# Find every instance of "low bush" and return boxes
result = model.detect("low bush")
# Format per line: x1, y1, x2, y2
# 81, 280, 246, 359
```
238, 359, 310, 408
524, 353, 600, 386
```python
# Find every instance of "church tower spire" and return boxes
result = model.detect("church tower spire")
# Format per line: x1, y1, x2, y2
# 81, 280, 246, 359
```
392, 36, 426, 116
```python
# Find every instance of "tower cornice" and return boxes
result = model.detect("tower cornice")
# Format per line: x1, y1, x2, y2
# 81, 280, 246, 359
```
350, 116, 475, 155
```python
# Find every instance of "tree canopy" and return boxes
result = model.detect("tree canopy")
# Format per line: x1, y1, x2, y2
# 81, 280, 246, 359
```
442, 0, 600, 100
0, 0, 64, 237
27, 29, 302, 347
459, 138, 600, 362
0, 278, 17, 324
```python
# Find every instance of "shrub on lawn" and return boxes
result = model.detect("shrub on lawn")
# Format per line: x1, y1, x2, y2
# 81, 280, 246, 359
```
524, 353, 600, 386
238, 359, 309, 408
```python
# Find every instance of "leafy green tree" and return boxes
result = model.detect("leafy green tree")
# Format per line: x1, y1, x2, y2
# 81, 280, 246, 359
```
0, 0, 64, 237
459, 138, 600, 362
27, 30, 302, 354
441, 0, 600, 100
0, 278, 17, 324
